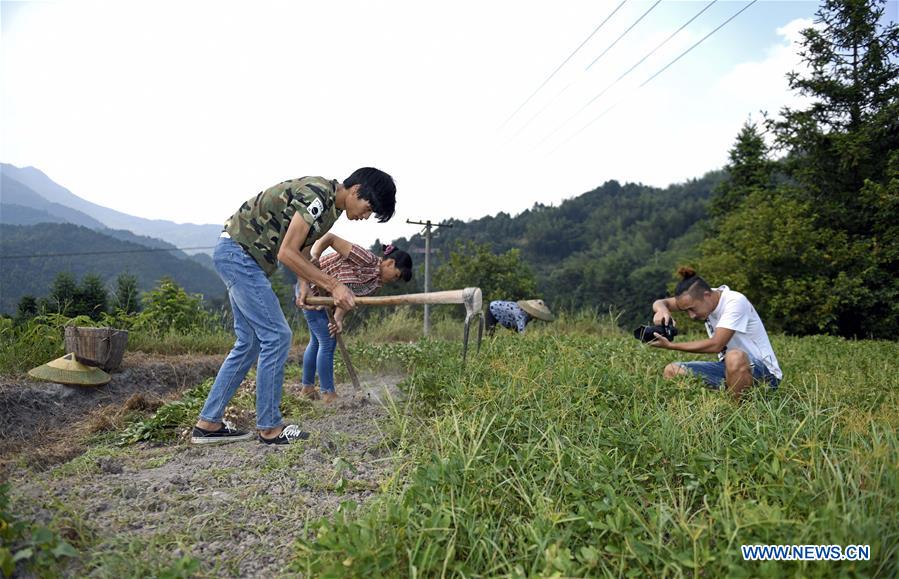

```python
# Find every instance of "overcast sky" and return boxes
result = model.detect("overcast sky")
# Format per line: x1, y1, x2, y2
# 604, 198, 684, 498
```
6, 0, 890, 247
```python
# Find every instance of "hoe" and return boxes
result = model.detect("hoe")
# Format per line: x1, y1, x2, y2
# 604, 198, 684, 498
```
305, 287, 484, 390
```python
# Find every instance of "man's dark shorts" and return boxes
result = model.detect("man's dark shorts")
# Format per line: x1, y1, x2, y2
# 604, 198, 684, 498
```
675, 351, 781, 390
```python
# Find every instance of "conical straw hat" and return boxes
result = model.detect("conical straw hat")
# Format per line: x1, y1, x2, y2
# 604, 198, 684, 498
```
28, 353, 111, 386
517, 299, 555, 321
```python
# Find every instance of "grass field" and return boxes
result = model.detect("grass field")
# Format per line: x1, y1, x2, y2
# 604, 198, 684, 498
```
3, 311, 897, 577
295, 321, 899, 577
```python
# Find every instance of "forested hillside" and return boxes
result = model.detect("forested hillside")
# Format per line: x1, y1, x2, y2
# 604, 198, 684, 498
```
390, 173, 723, 327
0, 224, 224, 314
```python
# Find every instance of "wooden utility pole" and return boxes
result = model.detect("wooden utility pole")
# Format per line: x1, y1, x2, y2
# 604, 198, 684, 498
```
406, 219, 452, 336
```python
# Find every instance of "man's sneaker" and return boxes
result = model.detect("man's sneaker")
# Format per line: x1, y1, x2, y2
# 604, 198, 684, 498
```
190, 420, 254, 445
259, 424, 310, 445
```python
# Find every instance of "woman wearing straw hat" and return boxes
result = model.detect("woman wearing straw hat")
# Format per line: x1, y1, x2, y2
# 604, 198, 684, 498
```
486, 299, 554, 335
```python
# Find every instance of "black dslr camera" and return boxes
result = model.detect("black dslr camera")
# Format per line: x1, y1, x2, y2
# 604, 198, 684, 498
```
633, 321, 678, 343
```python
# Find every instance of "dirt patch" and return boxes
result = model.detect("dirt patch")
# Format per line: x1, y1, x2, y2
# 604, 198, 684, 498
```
0, 352, 224, 470
7, 374, 407, 577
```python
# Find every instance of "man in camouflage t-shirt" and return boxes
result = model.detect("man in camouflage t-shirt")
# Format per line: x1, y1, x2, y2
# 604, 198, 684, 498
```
223, 176, 343, 277
193, 168, 397, 446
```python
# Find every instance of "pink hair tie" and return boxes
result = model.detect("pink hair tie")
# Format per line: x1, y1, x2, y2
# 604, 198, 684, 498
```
384, 244, 396, 255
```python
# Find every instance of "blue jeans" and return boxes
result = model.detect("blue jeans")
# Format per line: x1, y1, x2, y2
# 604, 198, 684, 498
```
302, 309, 336, 393
199, 236, 292, 429
676, 351, 781, 390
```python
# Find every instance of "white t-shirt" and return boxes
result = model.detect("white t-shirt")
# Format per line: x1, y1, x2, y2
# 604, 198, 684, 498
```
705, 286, 783, 379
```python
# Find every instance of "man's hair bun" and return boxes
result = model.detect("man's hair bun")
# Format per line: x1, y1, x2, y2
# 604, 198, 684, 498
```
677, 266, 697, 280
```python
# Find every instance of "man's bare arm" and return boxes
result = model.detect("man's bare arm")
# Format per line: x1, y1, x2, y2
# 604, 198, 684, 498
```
651, 327, 734, 353
278, 213, 355, 310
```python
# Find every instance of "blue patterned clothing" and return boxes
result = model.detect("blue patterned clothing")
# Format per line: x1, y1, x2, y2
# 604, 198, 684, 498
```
488, 301, 532, 333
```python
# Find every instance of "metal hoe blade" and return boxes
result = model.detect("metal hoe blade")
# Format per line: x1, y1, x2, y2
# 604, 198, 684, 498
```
462, 287, 484, 365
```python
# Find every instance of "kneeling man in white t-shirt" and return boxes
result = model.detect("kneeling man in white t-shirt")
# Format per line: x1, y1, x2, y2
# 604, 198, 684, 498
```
649, 267, 783, 399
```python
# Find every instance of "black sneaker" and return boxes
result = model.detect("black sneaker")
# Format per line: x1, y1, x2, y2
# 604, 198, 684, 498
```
258, 424, 310, 445
191, 420, 254, 445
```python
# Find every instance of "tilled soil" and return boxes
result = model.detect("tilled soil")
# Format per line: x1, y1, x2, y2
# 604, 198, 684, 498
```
7, 373, 407, 578
0, 352, 225, 469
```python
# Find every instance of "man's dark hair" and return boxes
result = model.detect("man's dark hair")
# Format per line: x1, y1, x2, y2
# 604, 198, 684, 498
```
344, 167, 396, 223
674, 266, 712, 298
383, 245, 413, 282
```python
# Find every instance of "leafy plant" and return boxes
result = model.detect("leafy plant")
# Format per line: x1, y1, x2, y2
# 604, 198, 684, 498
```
118, 379, 213, 444
135, 278, 215, 334
1, 483, 78, 577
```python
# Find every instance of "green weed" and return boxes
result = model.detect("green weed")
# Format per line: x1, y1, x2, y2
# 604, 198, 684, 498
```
84, 536, 200, 579
118, 379, 213, 444
1, 483, 79, 578
293, 332, 899, 577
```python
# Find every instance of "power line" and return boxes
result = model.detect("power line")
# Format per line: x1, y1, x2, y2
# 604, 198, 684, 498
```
614, 0, 717, 87
539, 0, 719, 146
0, 245, 217, 260
638, 0, 758, 89
584, 0, 663, 72
515, 0, 662, 137
550, 0, 759, 153
499, 0, 628, 130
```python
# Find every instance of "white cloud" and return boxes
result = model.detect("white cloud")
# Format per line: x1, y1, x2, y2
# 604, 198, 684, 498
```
715, 18, 814, 118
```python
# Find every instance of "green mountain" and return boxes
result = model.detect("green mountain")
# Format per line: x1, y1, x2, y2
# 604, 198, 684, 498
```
1, 173, 106, 229
389, 173, 724, 327
0, 223, 225, 314
1, 203, 70, 226
1, 163, 222, 253
2, 169, 217, 269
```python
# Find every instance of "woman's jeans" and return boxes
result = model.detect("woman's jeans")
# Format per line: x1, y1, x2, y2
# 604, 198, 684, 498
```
198, 236, 291, 430
302, 309, 336, 393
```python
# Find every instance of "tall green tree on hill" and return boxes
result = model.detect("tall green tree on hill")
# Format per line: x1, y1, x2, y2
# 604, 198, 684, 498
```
707, 121, 776, 225
44, 272, 79, 316
774, 0, 899, 234
15, 295, 38, 324
702, 0, 899, 337
41, 271, 110, 320
114, 272, 141, 314
434, 242, 537, 307
78, 274, 109, 320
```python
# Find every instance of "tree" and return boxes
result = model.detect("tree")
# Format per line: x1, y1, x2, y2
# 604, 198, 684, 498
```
15, 295, 38, 324
136, 278, 212, 333
699, 188, 860, 335
708, 121, 776, 223
701, 0, 899, 337
77, 274, 109, 320
114, 272, 141, 314
44, 272, 78, 316
434, 242, 538, 307
771, 0, 899, 234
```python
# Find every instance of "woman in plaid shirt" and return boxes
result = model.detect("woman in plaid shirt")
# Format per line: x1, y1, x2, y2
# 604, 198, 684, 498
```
295, 233, 413, 402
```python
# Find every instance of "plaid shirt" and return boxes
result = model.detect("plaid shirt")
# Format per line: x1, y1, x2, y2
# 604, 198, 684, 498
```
309, 244, 384, 297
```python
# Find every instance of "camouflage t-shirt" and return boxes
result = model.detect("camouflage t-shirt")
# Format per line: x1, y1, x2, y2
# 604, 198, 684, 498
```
223, 177, 342, 276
